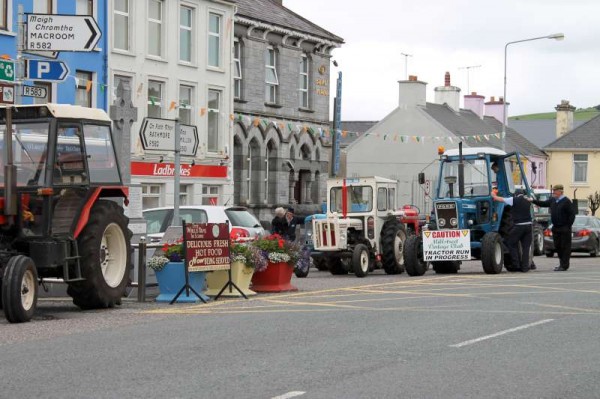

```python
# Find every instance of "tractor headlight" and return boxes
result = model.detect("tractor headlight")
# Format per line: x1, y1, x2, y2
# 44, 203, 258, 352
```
450, 218, 458, 227
438, 219, 446, 227
467, 219, 474, 226
340, 230, 347, 241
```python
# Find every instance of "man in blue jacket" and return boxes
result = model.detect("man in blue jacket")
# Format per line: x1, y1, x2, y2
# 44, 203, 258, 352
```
530, 184, 576, 271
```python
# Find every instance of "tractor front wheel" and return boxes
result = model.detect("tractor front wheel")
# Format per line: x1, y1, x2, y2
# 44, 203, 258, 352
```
381, 221, 407, 275
481, 232, 504, 274
68, 200, 132, 309
2, 256, 38, 323
352, 244, 371, 278
403, 235, 428, 276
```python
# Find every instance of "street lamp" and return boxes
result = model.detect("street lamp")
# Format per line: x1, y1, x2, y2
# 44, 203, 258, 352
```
502, 33, 564, 150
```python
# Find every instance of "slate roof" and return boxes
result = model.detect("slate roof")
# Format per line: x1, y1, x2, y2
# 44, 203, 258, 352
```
544, 114, 600, 150
339, 121, 376, 146
510, 119, 585, 148
233, 0, 344, 43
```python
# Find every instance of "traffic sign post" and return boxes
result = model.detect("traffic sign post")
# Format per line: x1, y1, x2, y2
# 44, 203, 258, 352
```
139, 117, 199, 157
22, 85, 48, 99
0, 59, 15, 83
26, 59, 69, 82
26, 14, 101, 52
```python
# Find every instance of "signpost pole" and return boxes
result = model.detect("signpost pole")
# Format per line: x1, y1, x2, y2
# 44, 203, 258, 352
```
173, 119, 181, 227
16, 4, 24, 105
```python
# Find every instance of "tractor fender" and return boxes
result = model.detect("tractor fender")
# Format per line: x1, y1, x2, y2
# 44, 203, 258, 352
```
73, 186, 129, 239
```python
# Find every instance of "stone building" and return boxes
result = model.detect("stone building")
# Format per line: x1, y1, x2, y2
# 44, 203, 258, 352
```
232, 0, 344, 222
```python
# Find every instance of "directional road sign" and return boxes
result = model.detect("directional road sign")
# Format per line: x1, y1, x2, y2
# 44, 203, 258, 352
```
140, 118, 199, 157
0, 59, 15, 82
26, 14, 102, 52
26, 60, 70, 82
23, 85, 48, 99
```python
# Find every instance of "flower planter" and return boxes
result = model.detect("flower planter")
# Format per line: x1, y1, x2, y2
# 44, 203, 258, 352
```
251, 261, 298, 293
205, 261, 257, 297
154, 261, 210, 303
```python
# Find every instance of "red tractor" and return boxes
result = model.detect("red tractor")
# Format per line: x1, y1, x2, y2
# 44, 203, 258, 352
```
1, 105, 132, 323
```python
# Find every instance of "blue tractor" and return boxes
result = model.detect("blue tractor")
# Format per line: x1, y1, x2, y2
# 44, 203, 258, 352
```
403, 144, 533, 276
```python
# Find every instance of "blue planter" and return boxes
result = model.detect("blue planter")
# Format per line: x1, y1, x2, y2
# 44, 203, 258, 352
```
154, 262, 210, 303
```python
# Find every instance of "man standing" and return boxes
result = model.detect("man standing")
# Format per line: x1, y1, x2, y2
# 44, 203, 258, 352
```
492, 189, 534, 272
284, 207, 305, 242
531, 184, 576, 271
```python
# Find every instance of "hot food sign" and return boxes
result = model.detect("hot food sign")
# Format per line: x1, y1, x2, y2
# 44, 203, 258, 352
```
184, 223, 230, 272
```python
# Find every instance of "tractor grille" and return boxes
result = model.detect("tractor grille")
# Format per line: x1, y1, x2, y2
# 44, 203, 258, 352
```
435, 201, 458, 230
313, 220, 338, 250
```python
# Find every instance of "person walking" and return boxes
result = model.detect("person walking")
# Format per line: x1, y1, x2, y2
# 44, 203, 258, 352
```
530, 184, 576, 271
492, 189, 535, 272
271, 207, 287, 236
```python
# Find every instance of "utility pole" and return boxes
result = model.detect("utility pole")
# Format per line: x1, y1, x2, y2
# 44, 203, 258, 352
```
401, 53, 412, 80
458, 64, 481, 94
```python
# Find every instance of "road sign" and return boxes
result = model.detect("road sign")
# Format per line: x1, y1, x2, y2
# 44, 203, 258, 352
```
26, 59, 70, 82
0, 84, 15, 104
139, 118, 199, 157
26, 14, 102, 52
23, 49, 59, 59
22, 85, 48, 99
422, 230, 471, 261
0, 59, 15, 82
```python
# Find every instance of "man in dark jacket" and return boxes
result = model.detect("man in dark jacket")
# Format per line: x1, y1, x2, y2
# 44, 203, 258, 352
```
493, 189, 534, 272
531, 184, 576, 271
284, 207, 305, 242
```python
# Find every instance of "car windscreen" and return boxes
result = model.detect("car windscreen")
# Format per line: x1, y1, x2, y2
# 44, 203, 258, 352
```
225, 209, 261, 228
573, 216, 590, 228
180, 209, 209, 226
144, 209, 171, 234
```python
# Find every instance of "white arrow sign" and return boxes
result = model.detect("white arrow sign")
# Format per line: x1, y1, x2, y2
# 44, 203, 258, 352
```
140, 118, 199, 157
26, 14, 102, 52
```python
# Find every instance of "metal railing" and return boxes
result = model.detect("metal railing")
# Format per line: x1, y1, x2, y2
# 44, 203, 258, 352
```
131, 238, 163, 302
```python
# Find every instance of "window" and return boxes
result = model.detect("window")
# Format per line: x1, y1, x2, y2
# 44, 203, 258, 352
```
147, 80, 163, 118
377, 188, 387, 211
83, 124, 120, 183
34, 0, 53, 13
0, 0, 7, 30
179, 209, 208, 225
573, 154, 588, 183
207, 89, 220, 152
179, 85, 193, 125
54, 124, 87, 185
142, 184, 162, 209
202, 185, 219, 205
33, 82, 52, 104
179, 6, 193, 63
75, 71, 93, 108
299, 55, 309, 108
76, 0, 93, 15
113, 0, 129, 51
148, 0, 163, 57
577, 199, 589, 215
265, 47, 279, 103
208, 13, 221, 67
179, 184, 192, 205
233, 40, 242, 99
388, 188, 396, 210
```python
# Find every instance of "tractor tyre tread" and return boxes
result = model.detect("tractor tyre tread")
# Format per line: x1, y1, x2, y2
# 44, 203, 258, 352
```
381, 220, 407, 275
403, 235, 428, 276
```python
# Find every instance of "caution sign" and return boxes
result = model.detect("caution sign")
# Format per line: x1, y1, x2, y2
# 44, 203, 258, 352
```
422, 230, 471, 261
185, 223, 230, 272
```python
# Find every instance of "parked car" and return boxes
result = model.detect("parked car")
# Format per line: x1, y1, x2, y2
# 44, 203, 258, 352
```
543, 215, 600, 257
143, 206, 265, 243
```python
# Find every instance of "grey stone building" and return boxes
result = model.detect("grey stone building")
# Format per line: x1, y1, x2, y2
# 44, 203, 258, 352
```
232, 0, 343, 223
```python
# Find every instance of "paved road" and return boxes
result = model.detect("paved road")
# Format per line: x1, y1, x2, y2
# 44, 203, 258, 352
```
1, 255, 599, 398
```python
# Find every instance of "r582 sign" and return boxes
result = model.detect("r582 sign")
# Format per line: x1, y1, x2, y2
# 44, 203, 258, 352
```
22, 85, 48, 99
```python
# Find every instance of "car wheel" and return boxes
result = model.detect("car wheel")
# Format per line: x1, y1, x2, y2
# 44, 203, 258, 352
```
590, 239, 599, 258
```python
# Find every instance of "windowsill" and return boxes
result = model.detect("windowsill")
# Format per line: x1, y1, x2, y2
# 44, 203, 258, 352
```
207, 65, 225, 73
571, 183, 589, 187
146, 55, 168, 63
298, 107, 314, 113
112, 49, 136, 57
264, 102, 282, 109
178, 61, 198, 68
0, 30, 16, 37
234, 98, 248, 104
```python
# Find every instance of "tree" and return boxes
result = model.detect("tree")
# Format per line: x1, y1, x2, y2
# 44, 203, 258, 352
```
588, 191, 600, 216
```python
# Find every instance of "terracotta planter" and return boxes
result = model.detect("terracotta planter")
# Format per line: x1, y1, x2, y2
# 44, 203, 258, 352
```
251, 261, 298, 293
205, 261, 257, 297
154, 261, 210, 303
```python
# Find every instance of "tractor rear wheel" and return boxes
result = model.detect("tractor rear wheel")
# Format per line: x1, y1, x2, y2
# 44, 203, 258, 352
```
432, 261, 459, 274
381, 220, 407, 275
403, 235, 428, 276
481, 232, 504, 274
329, 258, 350, 275
2, 256, 38, 323
352, 244, 371, 278
68, 200, 132, 310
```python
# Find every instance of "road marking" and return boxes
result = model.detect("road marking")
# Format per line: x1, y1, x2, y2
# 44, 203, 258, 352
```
271, 391, 306, 399
449, 319, 554, 348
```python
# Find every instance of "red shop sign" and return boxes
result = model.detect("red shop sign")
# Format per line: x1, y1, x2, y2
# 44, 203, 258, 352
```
131, 161, 227, 178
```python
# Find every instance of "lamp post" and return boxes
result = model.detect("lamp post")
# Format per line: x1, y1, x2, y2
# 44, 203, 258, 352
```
502, 33, 564, 150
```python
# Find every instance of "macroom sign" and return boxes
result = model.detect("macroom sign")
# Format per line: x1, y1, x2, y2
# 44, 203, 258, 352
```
185, 223, 230, 272
422, 230, 471, 261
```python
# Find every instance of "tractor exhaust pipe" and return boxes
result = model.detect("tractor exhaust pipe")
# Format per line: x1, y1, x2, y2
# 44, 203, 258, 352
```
458, 142, 464, 198
3, 107, 17, 216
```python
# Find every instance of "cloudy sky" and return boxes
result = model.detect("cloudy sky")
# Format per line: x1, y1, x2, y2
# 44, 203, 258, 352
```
285, 0, 600, 121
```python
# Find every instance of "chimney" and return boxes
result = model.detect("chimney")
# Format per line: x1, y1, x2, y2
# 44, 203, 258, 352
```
434, 72, 461, 111
398, 75, 427, 108
464, 92, 485, 118
484, 96, 508, 124
555, 100, 575, 138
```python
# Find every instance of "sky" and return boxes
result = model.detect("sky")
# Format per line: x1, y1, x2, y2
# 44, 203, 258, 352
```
284, 0, 600, 121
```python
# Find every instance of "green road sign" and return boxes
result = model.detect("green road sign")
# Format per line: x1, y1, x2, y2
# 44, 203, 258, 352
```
0, 59, 16, 82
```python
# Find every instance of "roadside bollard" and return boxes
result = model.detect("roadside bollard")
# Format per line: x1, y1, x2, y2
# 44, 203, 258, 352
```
137, 237, 147, 302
